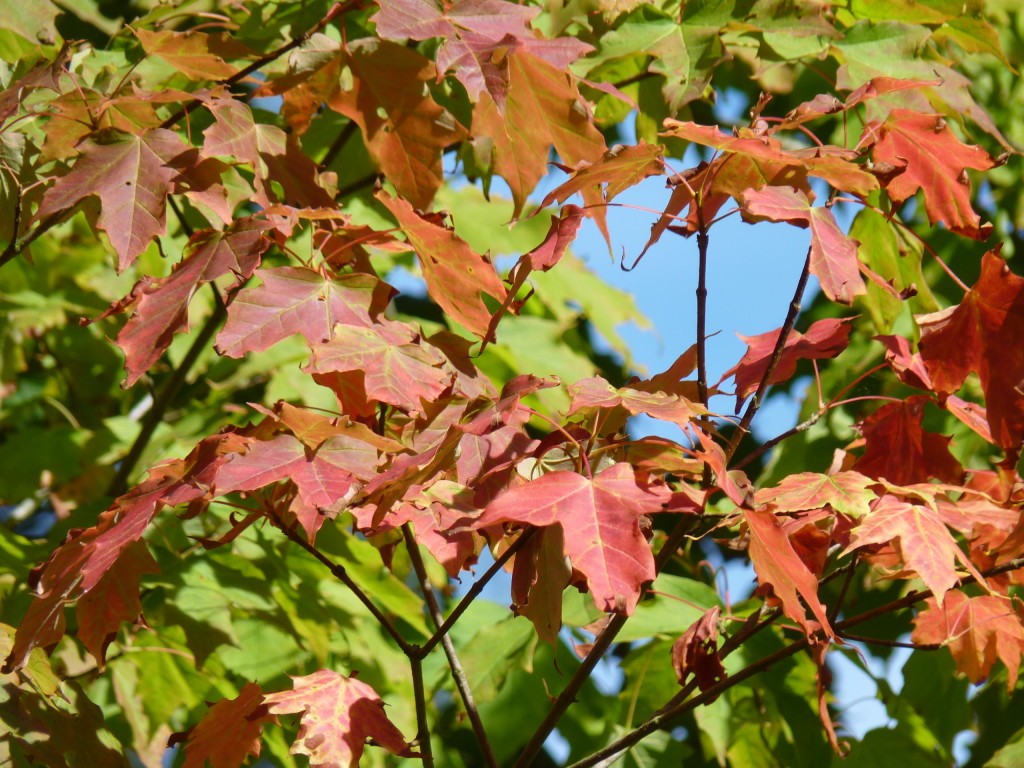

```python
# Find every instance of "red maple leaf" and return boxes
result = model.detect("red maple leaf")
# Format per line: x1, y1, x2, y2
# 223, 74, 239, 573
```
262, 669, 415, 768
567, 376, 706, 431
917, 249, 1024, 452
746, 507, 834, 637
215, 266, 393, 358
863, 109, 994, 239
855, 396, 964, 485
740, 186, 865, 304
377, 192, 507, 338
913, 590, 1024, 688
306, 320, 454, 415
755, 471, 876, 519
34, 128, 190, 271
173, 682, 275, 768
372, 0, 590, 110
470, 463, 669, 614
108, 219, 272, 385
722, 317, 853, 409
472, 47, 606, 216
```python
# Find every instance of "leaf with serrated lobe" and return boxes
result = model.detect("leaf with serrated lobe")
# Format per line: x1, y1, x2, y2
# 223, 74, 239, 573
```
174, 683, 275, 768
471, 463, 668, 614
263, 669, 414, 768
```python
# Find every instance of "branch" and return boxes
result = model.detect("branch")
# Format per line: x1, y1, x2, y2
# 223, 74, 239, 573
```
409, 655, 435, 767
417, 529, 535, 658
725, 247, 812, 462
403, 525, 499, 768
269, 513, 415, 655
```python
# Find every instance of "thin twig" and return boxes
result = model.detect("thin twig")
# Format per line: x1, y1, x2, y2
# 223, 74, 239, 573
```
418, 529, 535, 657
269, 513, 415, 654
837, 632, 940, 651
403, 525, 499, 768
318, 120, 359, 171
725, 247, 812, 462
409, 655, 435, 767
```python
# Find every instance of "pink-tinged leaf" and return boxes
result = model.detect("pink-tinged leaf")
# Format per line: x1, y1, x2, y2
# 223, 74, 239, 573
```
672, 606, 726, 691
917, 249, 1024, 451
215, 266, 392, 357
844, 495, 983, 604
76, 541, 159, 664
471, 463, 668, 614
568, 376, 706, 431
262, 669, 414, 768
913, 591, 1024, 689
377, 191, 507, 337
863, 109, 994, 239
855, 396, 964, 485
34, 128, 189, 271
111, 219, 271, 385
722, 318, 854, 409
741, 186, 864, 304
472, 48, 606, 217
2, 434, 242, 672
541, 144, 666, 246
876, 334, 933, 390
202, 96, 334, 209
513, 525, 572, 644
746, 507, 834, 637
306, 320, 453, 415
173, 683, 275, 768
755, 471, 876, 519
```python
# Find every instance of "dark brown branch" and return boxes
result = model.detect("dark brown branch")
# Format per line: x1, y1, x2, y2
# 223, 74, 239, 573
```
270, 514, 414, 655
318, 120, 359, 172
837, 632, 940, 651
417, 529, 535, 658
725, 247, 812, 462
403, 525, 499, 768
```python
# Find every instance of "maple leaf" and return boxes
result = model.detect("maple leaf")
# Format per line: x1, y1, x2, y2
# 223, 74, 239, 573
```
722, 317, 854, 409
111, 219, 272, 385
863, 109, 994, 239
472, 47, 606, 217
855, 396, 964, 485
567, 376, 706, 431
173, 682, 275, 768
306, 320, 454, 415
913, 591, 1024, 689
512, 525, 572, 644
470, 463, 669, 614
325, 39, 468, 208
917, 249, 1024, 452
377, 191, 507, 338
740, 186, 865, 304
844, 494, 983, 604
215, 266, 393, 358
372, 0, 590, 110
745, 506, 834, 637
136, 28, 254, 81
672, 606, 726, 691
33, 128, 189, 271
202, 96, 334, 209
755, 471, 876, 519
262, 669, 414, 768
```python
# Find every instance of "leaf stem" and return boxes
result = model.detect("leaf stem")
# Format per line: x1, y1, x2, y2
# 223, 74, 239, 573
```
725, 247, 812, 463
403, 525, 499, 768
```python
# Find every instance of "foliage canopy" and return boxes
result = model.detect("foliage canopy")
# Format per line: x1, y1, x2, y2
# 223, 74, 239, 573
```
2, 0, 1024, 766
